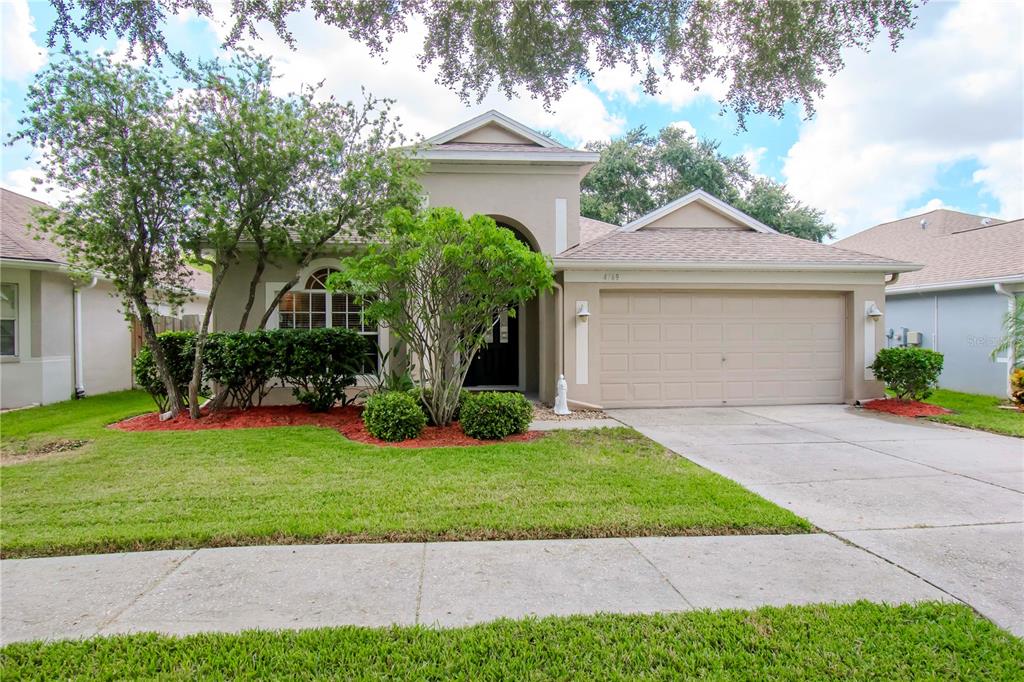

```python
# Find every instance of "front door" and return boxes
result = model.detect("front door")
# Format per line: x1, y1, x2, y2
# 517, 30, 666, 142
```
464, 310, 519, 387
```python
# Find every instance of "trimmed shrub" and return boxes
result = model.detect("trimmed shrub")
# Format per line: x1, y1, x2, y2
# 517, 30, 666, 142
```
870, 347, 944, 401
133, 331, 203, 411
459, 391, 533, 440
410, 387, 471, 426
203, 330, 278, 409
362, 391, 426, 442
274, 328, 368, 411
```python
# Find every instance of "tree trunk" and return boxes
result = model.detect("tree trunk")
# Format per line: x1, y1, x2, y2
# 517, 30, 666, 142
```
237, 251, 266, 331
258, 271, 301, 329
135, 295, 185, 416
187, 262, 228, 418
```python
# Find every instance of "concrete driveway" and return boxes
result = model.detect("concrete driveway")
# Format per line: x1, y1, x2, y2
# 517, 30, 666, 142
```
610, 404, 1024, 635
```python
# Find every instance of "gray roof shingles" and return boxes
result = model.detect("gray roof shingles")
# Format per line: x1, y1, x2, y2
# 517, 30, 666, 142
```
836, 209, 1023, 288
558, 227, 912, 267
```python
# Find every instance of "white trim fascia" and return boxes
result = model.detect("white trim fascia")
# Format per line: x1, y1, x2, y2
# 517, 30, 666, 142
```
425, 110, 563, 148
623, 189, 778, 234
553, 258, 922, 273
0, 257, 212, 298
416, 148, 601, 164
887, 274, 1024, 295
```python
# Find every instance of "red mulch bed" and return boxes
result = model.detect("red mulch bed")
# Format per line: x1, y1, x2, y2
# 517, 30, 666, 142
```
111, 404, 542, 448
862, 398, 953, 418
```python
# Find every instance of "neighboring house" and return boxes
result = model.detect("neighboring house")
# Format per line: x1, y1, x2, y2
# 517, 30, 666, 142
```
212, 110, 917, 408
837, 210, 1023, 396
0, 188, 211, 409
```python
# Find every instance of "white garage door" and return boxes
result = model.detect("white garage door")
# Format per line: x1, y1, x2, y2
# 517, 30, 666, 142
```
598, 291, 846, 407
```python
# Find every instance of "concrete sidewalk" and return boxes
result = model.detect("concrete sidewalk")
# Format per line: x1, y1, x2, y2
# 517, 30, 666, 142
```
1, 534, 949, 644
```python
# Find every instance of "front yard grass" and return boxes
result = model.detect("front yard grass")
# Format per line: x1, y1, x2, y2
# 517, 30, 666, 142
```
925, 389, 1023, 437
0, 391, 810, 558
3, 602, 1020, 680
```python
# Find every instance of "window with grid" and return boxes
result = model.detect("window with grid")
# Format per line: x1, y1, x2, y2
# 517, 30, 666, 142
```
1, 283, 17, 356
277, 269, 378, 371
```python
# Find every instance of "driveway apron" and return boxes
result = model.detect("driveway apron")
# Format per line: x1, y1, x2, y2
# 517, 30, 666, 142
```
610, 404, 1024, 636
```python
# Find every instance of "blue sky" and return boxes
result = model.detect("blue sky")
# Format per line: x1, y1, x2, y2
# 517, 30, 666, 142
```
2, 0, 1021, 239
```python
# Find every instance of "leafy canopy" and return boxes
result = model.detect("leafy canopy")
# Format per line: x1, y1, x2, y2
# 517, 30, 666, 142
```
332, 207, 553, 426
582, 125, 834, 242
46, 0, 920, 126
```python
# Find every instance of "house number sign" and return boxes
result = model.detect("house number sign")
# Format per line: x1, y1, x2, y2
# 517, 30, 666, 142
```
602, 272, 621, 281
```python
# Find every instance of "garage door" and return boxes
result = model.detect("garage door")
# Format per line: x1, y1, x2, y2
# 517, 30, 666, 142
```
598, 291, 846, 407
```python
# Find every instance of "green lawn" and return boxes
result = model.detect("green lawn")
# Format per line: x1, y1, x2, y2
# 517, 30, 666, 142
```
925, 389, 1024, 437
2, 602, 1020, 680
0, 391, 809, 558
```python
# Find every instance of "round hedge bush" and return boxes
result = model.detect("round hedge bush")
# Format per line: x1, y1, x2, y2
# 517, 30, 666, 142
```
362, 391, 427, 442
459, 391, 533, 440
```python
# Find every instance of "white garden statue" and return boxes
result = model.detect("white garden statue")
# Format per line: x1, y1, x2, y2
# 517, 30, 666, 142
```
554, 374, 570, 415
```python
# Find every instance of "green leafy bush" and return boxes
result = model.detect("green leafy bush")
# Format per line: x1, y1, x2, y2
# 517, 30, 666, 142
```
362, 391, 426, 442
203, 331, 278, 409
410, 387, 471, 426
459, 391, 533, 440
133, 331, 204, 411
274, 328, 368, 411
870, 347, 944, 401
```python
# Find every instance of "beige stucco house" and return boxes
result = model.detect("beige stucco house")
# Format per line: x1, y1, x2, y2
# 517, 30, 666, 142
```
213, 111, 918, 408
0, 188, 210, 409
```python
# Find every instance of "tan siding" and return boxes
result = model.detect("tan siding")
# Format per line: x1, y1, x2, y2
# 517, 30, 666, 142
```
645, 202, 747, 229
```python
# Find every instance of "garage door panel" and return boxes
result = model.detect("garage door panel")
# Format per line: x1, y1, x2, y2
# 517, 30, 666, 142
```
598, 290, 846, 407
631, 324, 661, 343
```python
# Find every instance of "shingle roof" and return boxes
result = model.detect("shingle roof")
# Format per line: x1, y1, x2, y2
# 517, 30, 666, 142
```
1, 187, 212, 294
835, 209, 1023, 288
556, 227, 914, 269
1, 188, 66, 263
578, 216, 619, 245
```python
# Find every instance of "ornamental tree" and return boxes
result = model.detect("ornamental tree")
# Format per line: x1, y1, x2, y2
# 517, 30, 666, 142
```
45, 0, 920, 126
331, 208, 554, 426
11, 51, 195, 415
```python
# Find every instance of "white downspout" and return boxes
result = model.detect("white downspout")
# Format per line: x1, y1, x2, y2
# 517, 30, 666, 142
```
73, 276, 98, 398
994, 283, 1016, 398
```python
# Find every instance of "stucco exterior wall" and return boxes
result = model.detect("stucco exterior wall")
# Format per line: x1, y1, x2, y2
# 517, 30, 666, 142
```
560, 270, 888, 407
81, 282, 133, 396
885, 287, 1014, 395
421, 163, 586, 253
1, 265, 164, 408
646, 202, 747, 229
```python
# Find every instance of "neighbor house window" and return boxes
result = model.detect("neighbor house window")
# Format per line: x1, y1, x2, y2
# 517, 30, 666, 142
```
0, 283, 17, 356
277, 268, 378, 371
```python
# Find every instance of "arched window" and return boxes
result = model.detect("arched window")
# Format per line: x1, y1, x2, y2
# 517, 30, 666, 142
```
278, 268, 378, 370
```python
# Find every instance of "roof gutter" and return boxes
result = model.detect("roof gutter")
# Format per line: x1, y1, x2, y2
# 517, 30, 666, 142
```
415, 150, 601, 163
888, 274, 1024, 295
553, 258, 923, 273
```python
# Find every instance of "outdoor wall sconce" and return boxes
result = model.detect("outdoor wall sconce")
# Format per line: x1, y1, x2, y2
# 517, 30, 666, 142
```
865, 303, 883, 319
576, 301, 591, 318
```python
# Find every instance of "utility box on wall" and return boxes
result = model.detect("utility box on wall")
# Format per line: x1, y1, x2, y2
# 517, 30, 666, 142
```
906, 330, 923, 346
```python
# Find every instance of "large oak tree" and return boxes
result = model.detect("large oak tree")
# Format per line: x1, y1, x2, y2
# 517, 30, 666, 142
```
46, 0, 920, 124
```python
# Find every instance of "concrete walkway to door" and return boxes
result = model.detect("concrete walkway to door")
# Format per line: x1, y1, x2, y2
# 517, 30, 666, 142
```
610, 404, 1024, 636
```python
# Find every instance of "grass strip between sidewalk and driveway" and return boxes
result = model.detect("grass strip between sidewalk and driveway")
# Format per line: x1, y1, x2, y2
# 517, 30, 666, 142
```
924, 389, 1023, 437
2, 602, 1021, 680
0, 391, 810, 558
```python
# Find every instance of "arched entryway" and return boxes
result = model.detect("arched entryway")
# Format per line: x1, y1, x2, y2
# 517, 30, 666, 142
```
463, 217, 541, 393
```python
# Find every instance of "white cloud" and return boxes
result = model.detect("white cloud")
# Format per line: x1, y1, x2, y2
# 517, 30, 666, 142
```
1, 0, 46, 81
669, 120, 697, 138
1, 166, 69, 206
202, 10, 623, 145
783, 0, 1024, 238
741, 145, 767, 176
900, 197, 965, 216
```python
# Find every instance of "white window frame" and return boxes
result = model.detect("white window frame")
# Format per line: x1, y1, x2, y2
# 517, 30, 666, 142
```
264, 261, 389, 382
0, 282, 18, 358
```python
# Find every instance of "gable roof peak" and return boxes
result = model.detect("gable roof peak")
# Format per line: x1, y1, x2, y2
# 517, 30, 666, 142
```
426, 110, 564, 148
623, 189, 778, 234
